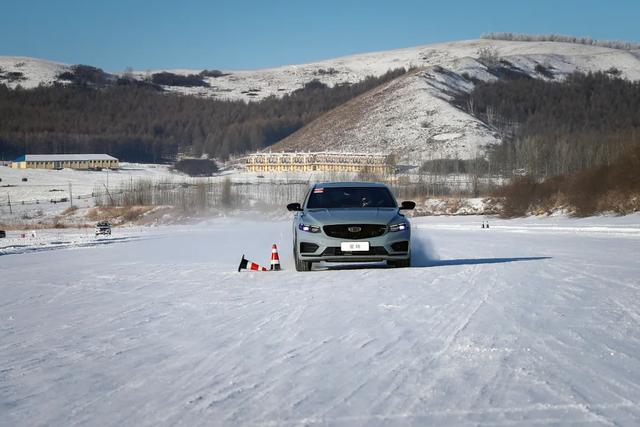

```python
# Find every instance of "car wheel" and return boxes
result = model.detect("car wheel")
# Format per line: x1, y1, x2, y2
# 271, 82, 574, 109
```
294, 237, 313, 272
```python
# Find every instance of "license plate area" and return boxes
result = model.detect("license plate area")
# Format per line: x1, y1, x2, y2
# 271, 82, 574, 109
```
340, 241, 370, 252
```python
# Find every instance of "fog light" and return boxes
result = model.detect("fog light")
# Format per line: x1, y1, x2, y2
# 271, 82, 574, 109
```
391, 241, 409, 252
300, 242, 319, 253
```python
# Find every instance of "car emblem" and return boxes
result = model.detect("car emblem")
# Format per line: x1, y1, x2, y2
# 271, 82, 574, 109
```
348, 226, 362, 233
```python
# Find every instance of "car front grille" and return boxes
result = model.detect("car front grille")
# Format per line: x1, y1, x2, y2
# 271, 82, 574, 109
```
323, 224, 387, 239
321, 246, 388, 256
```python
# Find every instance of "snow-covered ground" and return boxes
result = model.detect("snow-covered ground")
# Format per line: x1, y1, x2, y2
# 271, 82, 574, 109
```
0, 163, 196, 222
2, 214, 640, 425
0, 163, 176, 205
0, 163, 377, 210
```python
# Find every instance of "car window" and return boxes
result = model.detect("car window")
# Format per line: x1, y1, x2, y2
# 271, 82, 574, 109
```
307, 187, 396, 209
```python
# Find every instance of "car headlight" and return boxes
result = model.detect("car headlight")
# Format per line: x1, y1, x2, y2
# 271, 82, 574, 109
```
388, 222, 408, 232
299, 223, 321, 233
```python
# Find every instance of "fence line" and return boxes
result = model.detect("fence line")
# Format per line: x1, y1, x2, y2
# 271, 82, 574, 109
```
91, 174, 498, 211
1, 172, 500, 215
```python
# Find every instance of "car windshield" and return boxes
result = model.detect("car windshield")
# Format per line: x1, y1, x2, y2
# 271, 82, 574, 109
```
307, 186, 396, 209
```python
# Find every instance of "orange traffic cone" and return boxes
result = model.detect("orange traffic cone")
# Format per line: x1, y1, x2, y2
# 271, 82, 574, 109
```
270, 244, 281, 271
238, 255, 268, 272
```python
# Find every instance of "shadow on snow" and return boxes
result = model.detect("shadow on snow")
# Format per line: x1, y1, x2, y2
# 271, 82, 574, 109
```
420, 256, 551, 267
0, 236, 149, 257
321, 256, 551, 271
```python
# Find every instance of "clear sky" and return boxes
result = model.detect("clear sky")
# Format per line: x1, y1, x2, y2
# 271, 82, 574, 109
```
1, 0, 639, 72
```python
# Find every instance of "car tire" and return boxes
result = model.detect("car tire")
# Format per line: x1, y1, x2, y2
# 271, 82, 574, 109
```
294, 238, 313, 272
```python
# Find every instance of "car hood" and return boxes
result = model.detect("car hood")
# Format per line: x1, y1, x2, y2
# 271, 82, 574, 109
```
302, 208, 403, 225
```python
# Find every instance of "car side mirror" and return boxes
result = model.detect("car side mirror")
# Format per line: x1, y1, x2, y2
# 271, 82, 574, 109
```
287, 202, 303, 212
400, 201, 416, 210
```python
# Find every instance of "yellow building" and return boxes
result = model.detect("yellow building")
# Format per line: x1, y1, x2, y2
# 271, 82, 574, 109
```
10, 154, 119, 170
245, 152, 394, 175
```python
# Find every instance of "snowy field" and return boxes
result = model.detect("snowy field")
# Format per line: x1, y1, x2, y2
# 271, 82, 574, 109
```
0, 163, 378, 209
0, 164, 308, 221
0, 164, 488, 223
2, 215, 640, 426
0, 163, 176, 205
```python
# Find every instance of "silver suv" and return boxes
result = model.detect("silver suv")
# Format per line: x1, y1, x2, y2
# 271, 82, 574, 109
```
287, 182, 415, 271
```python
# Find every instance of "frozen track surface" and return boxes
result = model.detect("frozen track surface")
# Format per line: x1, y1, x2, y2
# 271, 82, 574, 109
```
2, 216, 640, 426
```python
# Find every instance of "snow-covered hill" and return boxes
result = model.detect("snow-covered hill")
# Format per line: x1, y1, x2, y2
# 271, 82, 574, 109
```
270, 67, 501, 161
0, 56, 70, 89
3, 39, 640, 163
4, 40, 640, 101
269, 40, 640, 163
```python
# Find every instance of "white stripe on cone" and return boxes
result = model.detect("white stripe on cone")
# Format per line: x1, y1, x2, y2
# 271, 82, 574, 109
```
238, 254, 268, 272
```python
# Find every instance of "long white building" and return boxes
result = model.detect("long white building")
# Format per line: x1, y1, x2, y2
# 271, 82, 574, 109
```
245, 151, 394, 175
11, 154, 119, 170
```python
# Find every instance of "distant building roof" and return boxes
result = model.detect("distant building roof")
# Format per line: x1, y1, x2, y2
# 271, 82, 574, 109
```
248, 151, 390, 157
14, 154, 118, 162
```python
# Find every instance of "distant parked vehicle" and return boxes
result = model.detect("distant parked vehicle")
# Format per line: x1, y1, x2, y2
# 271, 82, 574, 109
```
95, 221, 112, 236
0, 230, 6, 238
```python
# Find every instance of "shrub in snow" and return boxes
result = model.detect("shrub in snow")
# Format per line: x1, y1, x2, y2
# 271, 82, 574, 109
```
174, 159, 219, 177
481, 32, 640, 50
151, 72, 208, 87
199, 69, 229, 78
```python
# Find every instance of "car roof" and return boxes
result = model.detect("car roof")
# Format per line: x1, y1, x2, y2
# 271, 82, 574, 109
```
313, 181, 389, 188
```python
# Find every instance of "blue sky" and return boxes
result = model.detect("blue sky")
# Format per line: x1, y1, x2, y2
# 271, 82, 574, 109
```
1, 0, 639, 71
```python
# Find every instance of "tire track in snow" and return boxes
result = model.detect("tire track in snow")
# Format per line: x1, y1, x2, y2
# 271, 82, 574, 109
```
253, 401, 640, 426
494, 259, 640, 424
361, 263, 489, 415
410, 263, 503, 414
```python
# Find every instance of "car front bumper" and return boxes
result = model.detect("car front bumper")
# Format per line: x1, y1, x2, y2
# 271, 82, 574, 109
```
297, 228, 411, 263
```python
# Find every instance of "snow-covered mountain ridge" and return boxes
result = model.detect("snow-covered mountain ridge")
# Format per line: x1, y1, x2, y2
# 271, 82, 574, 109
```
3, 39, 640, 101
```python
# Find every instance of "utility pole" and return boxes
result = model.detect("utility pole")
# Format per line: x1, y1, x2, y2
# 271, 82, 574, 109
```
7, 193, 12, 214
68, 182, 73, 207
103, 184, 115, 206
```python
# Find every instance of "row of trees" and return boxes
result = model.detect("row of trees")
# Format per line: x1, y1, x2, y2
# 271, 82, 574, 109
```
457, 72, 640, 178
480, 32, 640, 50
455, 71, 640, 216
94, 178, 311, 212
57, 64, 228, 88
0, 68, 408, 162
498, 144, 640, 217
